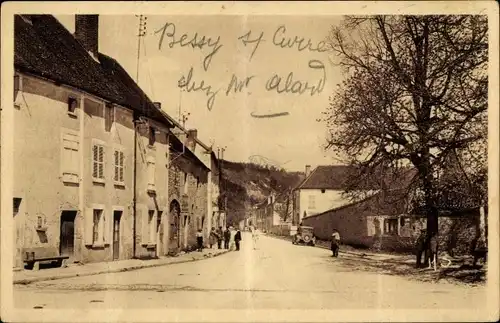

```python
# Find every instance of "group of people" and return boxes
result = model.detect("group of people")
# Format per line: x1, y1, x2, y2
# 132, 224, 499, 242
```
198, 226, 243, 251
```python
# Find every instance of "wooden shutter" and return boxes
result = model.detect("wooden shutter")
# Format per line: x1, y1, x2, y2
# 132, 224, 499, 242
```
104, 210, 112, 244
92, 145, 98, 178
114, 150, 119, 181
84, 208, 94, 245
119, 151, 124, 182
98, 145, 104, 179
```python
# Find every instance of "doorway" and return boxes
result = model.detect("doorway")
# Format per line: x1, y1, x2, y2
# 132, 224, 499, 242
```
169, 200, 180, 253
113, 211, 122, 260
60, 211, 77, 261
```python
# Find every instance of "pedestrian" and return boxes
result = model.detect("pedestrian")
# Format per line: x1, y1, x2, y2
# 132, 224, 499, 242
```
235, 229, 242, 251
196, 228, 203, 252
223, 227, 230, 249
251, 225, 259, 250
229, 226, 237, 251
415, 229, 427, 268
331, 230, 341, 257
217, 226, 223, 249
428, 233, 438, 271
209, 227, 218, 249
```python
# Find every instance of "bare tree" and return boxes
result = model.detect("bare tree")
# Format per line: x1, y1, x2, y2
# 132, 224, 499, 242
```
323, 15, 488, 238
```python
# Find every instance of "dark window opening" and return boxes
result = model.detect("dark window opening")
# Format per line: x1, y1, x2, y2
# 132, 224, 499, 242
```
13, 198, 22, 215
321, 189, 326, 193
68, 97, 78, 114
149, 127, 156, 146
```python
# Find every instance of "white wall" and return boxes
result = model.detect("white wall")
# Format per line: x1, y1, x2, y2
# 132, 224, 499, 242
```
299, 189, 346, 221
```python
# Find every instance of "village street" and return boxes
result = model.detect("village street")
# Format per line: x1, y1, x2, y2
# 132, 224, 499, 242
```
14, 233, 487, 310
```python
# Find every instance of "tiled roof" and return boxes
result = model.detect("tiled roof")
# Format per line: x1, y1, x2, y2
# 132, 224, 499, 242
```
297, 165, 363, 190
297, 165, 416, 191
14, 15, 171, 126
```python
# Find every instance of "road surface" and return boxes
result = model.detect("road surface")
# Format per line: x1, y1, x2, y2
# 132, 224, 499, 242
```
14, 233, 487, 310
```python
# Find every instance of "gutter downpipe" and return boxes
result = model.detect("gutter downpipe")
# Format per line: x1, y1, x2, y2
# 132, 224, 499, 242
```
132, 113, 138, 259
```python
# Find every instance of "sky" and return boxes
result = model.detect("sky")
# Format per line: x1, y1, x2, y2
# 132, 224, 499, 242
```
56, 14, 345, 172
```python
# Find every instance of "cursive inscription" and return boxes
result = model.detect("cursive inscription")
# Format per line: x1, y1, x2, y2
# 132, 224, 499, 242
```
265, 60, 326, 96
225, 74, 255, 96
238, 30, 265, 61
155, 22, 223, 71
178, 67, 219, 111
272, 25, 328, 52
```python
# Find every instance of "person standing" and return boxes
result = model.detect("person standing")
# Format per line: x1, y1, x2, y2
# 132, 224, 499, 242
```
196, 228, 204, 252
331, 230, 341, 257
251, 226, 259, 250
229, 226, 237, 251
415, 229, 427, 268
223, 227, 230, 249
217, 226, 223, 249
209, 227, 218, 249
235, 229, 242, 251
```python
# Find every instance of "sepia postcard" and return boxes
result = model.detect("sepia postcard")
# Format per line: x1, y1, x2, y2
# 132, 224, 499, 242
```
1, 1, 499, 322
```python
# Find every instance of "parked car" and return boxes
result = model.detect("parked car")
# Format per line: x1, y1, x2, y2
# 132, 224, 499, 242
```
292, 226, 316, 246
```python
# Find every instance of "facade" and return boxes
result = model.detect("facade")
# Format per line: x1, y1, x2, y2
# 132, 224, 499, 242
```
12, 14, 216, 268
167, 130, 210, 253
293, 165, 378, 224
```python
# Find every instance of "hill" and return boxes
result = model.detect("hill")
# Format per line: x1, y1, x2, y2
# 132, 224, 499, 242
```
220, 160, 304, 225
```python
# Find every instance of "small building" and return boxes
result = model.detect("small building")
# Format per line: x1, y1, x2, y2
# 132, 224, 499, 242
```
292, 165, 379, 224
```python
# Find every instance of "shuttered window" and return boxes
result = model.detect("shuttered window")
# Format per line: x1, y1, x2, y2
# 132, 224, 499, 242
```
114, 150, 125, 183
92, 143, 105, 180
62, 132, 79, 184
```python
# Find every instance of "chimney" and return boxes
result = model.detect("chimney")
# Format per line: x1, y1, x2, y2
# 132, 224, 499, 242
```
75, 15, 99, 58
185, 129, 198, 151
153, 102, 161, 110
305, 165, 311, 177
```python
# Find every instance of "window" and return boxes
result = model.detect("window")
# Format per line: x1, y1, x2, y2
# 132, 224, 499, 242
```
92, 143, 105, 181
149, 127, 156, 146
308, 195, 316, 209
68, 97, 78, 115
114, 150, 125, 184
321, 189, 326, 194
105, 104, 114, 132
384, 218, 399, 235
13, 198, 21, 216
62, 132, 79, 183
183, 173, 188, 194
92, 209, 105, 244
147, 156, 156, 191
148, 210, 156, 243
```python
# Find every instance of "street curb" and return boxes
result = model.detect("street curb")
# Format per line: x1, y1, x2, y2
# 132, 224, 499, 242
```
14, 250, 229, 285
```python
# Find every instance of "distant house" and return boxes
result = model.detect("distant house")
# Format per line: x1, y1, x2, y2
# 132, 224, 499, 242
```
292, 165, 379, 224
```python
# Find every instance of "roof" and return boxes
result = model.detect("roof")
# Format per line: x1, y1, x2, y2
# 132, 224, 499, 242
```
14, 15, 172, 126
169, 134, 210, 172
298, 165, 361, 190
305, 188, 410, 220
297, 165, 416, 191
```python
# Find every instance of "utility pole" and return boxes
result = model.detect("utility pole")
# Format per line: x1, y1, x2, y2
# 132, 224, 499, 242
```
135, 15, 147, 84
180, 112, 190, 128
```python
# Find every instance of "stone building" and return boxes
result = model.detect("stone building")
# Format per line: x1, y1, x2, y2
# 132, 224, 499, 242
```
167, 131, 209, 252
12, 14, 174, 267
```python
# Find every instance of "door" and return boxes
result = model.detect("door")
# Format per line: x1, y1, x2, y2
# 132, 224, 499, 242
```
60, 211, 77, 261
169, 201, 180, 253
113, 211, 122, 260
156, 210, 163, 257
